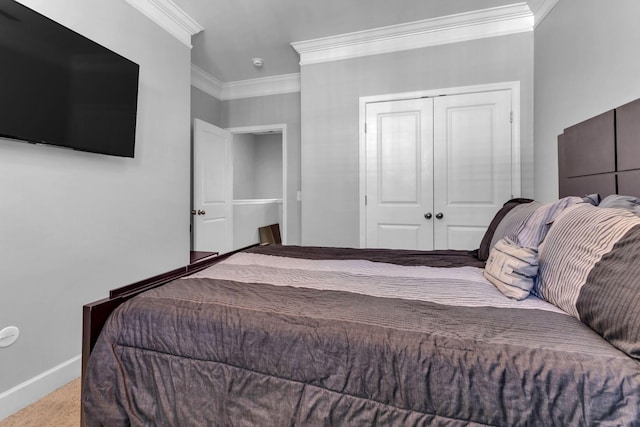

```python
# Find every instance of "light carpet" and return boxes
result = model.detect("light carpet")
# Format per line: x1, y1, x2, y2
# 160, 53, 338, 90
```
0, 378, 80, 427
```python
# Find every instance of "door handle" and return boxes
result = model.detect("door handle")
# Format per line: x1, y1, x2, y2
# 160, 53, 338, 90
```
424, 212, 432, 220
435, 212, 444, 220
191, 209, 206, 215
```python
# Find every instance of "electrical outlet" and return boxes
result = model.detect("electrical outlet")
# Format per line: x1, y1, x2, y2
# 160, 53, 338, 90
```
0, 326, 20, 348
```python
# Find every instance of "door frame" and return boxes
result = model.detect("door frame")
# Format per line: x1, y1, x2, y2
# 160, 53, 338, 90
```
358, 81, 521, 248
226, 123, 288, 245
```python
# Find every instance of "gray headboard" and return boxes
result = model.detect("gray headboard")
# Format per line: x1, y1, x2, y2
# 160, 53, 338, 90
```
558, 97, 640, 199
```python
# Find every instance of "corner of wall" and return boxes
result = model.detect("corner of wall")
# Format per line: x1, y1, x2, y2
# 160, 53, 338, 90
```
0, 355, 81, 421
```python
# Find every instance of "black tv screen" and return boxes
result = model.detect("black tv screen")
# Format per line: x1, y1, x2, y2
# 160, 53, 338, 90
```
0, 0, 139, 157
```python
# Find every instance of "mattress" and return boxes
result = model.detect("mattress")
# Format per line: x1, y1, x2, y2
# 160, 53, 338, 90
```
82, 245, 640, 426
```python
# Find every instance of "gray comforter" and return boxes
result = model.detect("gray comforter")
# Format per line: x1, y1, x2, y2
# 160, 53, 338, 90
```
83, 246, 640, 426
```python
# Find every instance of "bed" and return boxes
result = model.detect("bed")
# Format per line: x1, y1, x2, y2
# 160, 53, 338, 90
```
82, 99, 640, 426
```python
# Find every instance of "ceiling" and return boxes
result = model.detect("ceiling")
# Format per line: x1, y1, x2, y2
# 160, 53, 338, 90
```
172, 0, 542, 84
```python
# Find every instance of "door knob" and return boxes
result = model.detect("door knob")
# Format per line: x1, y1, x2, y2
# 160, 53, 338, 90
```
435, 212, 444, 220
191, 209, 206, 215
424, 212, 432, 220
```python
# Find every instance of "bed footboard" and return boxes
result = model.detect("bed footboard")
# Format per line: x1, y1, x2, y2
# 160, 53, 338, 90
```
81, 246, 256, 386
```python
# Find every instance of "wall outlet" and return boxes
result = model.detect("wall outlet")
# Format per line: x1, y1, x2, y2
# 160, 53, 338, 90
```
0, 326, 20, 348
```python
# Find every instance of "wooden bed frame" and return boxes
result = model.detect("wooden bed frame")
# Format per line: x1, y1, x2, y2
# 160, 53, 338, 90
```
80, 96, 640, 421
81, 245, 257, 388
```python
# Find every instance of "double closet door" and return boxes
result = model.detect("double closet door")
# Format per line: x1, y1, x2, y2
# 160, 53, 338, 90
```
365, 90, 513, 250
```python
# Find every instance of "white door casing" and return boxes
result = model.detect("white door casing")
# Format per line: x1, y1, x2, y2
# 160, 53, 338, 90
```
362, 84, 517, 250
365, 98, 435, 250
193, 119, 233, 253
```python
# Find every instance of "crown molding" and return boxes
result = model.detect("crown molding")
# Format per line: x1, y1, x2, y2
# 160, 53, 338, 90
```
291, 3, 533, 65
125, 0, 203, 48
530, 0, 561, 28
221, 73, 300, 100
191, 65, 300, 101
191, 64, 223, 99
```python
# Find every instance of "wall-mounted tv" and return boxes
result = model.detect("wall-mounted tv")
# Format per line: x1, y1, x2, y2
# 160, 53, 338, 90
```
0, 0, 139, 157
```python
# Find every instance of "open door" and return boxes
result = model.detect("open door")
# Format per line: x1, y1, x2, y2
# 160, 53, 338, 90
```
192, 119, 233, 254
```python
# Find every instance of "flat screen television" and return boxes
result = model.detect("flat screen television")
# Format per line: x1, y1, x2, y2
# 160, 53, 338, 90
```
0, 0, 139, 157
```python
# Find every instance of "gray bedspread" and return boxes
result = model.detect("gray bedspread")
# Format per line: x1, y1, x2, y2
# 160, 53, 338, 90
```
83, 247, 640, 426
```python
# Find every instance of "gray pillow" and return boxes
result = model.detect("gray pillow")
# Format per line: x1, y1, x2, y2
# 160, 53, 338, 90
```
537, 203, 640, 360
516, 196, 583, 249
477, 198, 534, 261
490, 202, 541, 251
581, 193, 601, 206
599, 194, 640, 214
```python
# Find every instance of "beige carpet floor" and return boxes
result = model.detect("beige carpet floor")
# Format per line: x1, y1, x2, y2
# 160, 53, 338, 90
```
0, 378, 81, 427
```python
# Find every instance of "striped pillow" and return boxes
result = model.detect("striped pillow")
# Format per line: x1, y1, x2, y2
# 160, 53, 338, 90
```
477, 198, 534, 261
537, 204, 640, 359
516, 196, 583, 249
490, 202, 541, 251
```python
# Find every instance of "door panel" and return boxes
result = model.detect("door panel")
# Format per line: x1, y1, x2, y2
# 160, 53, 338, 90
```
193, 119, 233, 253
446, 225, 488, 251
366, 99, 434, 250
445, 107, 495, 204
433, 90, 512, 249
379, 113, 420, 203
377, 224, 421, 249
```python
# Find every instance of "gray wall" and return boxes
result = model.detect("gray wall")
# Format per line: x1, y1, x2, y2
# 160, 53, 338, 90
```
222, 93, 301, 244
232, 133, 283, 200
0, 0, 191, 404
232, 133, 257, 199
534, 0, 640, 201
254, 133, 283, 199
191, 86, 223, 128
233, 203, 282, 249
300, 33, 534, 247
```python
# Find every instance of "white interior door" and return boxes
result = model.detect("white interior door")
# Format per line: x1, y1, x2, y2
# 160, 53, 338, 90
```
364, 90, 514, 251
433, 90, 513, 249
193, 119, 233, 253
365, 99, 435, 250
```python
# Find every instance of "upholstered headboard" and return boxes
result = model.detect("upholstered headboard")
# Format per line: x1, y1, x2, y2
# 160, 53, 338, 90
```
558, 97, 640, 198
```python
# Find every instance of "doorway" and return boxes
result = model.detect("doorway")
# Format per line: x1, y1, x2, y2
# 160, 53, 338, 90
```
228, 124, 288, 249
191, 121, 288, 255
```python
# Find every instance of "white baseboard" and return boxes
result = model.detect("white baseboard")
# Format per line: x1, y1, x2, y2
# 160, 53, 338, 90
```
0, 354, 81, 421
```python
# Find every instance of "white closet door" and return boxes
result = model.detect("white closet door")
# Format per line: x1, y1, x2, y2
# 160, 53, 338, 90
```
193, 119, 233, 254
365, 98, 435, 250
433, 90, 513, 249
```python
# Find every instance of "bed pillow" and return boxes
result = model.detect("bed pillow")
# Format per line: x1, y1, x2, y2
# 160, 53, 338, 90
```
536, 203, 640, 359
582, 193, 601, 206
477, 198, 534, 260
483, 238, 538, 300
489, 201, 541, 251
599, 194, 640, 214
516, 196, 584, 249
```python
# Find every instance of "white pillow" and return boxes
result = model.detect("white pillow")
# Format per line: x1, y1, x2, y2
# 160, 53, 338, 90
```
484, 238, 538, 300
